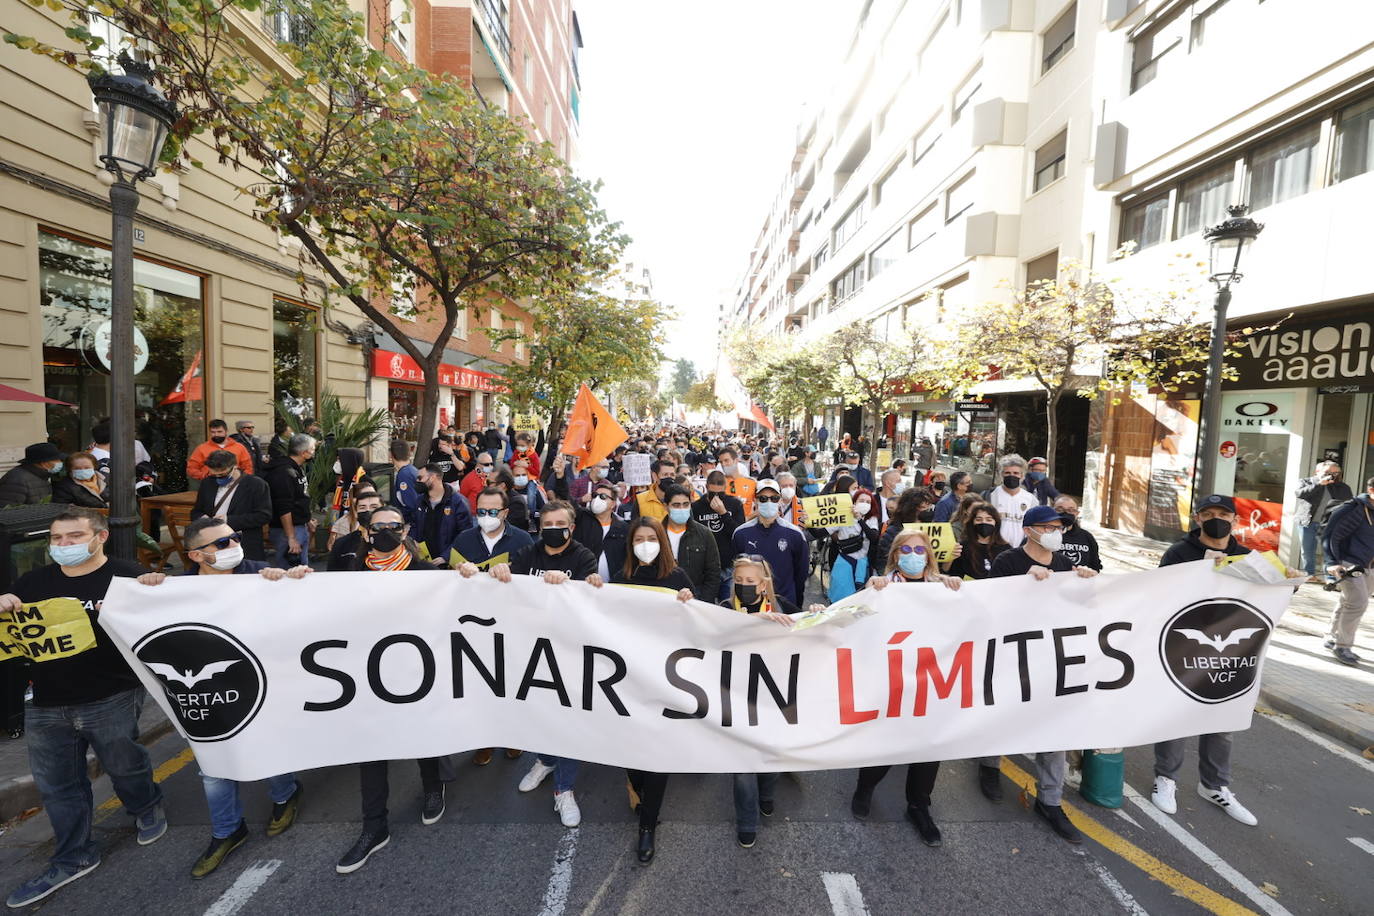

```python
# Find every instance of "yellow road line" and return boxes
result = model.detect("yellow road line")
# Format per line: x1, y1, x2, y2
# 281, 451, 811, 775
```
95, 747, 197, 818
999, 757, 1261, 916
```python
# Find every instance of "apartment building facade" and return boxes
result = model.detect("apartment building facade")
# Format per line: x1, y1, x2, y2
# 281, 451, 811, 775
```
734, 0, 1374, 564
0, 0, 583, 487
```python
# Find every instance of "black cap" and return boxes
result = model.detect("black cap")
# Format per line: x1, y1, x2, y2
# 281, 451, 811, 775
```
1197, 494, 1236, 513
23, 442, 64, 464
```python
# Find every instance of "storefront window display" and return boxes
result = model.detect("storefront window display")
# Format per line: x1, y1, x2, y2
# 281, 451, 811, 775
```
39, 231, 205, 493
272, 298, 318, 422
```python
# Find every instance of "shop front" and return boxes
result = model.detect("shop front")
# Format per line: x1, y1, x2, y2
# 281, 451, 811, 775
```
371, 348, 506, 444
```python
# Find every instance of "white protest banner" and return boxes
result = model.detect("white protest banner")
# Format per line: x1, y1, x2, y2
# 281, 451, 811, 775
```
100, 563, 1292, 782
800, 493, 854, 528
622, 453, 652, 486
901, 522, 956, 562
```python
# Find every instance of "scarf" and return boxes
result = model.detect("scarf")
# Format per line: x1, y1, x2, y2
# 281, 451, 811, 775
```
364, 546, 413, 571
732, 594, 773, 615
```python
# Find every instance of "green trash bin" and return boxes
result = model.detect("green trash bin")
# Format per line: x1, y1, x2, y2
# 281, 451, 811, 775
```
1080, 748, 1124, 808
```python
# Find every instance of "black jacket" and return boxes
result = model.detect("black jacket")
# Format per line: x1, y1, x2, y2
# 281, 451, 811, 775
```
670, 521, 722, 599
1058, 523, 1102, 571
191, 472, 274, 560
1159, 529, 1249, 567
572, 508, 628, 577
231, 432, 266, 475
510, 539, 598, 579
52, 476, 107, 509
263, 455, 311, 529
1293, 475, 1355, 527
0, 463, 52, 506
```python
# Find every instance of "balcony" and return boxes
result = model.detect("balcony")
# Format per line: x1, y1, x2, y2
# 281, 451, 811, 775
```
476, 0, 510, 63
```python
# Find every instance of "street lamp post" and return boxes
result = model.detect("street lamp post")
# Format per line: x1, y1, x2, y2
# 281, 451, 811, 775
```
87, 55, 178, 560
1196, 204, 1264, 498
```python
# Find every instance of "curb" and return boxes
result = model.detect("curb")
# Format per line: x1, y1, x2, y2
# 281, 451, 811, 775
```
1260, 684, 1374, 752
0, 717, 176, 825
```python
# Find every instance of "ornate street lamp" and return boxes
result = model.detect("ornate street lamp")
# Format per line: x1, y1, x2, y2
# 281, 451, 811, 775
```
87, 54, 178, 560
1196, 204, 1264, 498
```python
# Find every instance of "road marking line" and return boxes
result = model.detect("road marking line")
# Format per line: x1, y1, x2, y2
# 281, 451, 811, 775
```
1114, 807, 1144, 830
1257, 709, 1374, 774
1121, 781, 1293, 916
1348, 837, 1374, 857
95, 747, 197, 819
999, 758, 1260, 916
536, 829, 579, 916
201, 859, 281, 916
821, 872, 871, 916
1088, 859, 1151, 915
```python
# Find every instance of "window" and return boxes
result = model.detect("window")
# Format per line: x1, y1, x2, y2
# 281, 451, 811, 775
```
875, 161, 904, 204
945, 170, 975, 222
938, 274, 970, 322
908, 202, 939, 250
1025, 250, 1059, 287
833, 196, 867, 248
1033, 129, 1067, 192
1248, 123, 1319, 211
263, 2, 312, 44
912, 118, 940, 166
952, 66, 982, 124
1120, 195, 1169, 252
273, 299, 318, 422
831, 259, 866, 302
389, 0, 411, 59
1130, 6, 1186, 92
869, 229, 904, 279
1333, 95, 1374, 183
1041, 3, 1076, 74
813, 244, 829, 270
1189, 0, 1233, 50
1173, 162, 1234, 238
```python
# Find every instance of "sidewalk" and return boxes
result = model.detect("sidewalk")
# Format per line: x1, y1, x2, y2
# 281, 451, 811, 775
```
1094, 526, 1374, 752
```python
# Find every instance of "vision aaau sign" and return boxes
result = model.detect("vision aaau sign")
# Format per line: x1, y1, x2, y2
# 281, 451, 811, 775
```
1232, 316, 1374, 389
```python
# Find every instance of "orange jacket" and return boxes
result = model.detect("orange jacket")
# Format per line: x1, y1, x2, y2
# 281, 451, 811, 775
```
186, 438, 253, 480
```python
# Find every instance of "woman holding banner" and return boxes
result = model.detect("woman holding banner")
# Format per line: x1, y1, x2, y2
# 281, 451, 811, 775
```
337, 507, 446, 876
612, 517, 695, 863
852, 528, 961, 847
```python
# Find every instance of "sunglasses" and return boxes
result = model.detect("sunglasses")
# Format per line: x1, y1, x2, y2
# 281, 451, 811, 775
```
756, 495, 781, 503
898, 544, 928, 555
476, 508, 503, 518
369, 522, 405, 533
193, 533, 242, 551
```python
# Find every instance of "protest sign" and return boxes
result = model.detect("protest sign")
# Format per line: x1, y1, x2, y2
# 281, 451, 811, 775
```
100, 562, 1293, 781
901, 522, 956, 562
801, 493, 854, 528
622, 453, 653, 486
0, 597, 96, 661
512, 413, 542, 431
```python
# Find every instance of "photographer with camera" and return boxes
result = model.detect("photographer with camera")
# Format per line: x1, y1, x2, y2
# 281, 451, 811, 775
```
1295, 460, 1354, 584
1322, 475, 1374, 666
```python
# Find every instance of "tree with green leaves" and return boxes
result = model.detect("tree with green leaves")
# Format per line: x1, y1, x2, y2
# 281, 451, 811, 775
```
725, 328, 841, 437
684, 374, 730, 415
9, 0, 626, 454
490, 282, 666, 465
668, 358, 697, 402
820, 323, 945, 459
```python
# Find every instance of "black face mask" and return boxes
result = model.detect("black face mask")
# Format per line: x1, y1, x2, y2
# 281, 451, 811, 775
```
356, 510, 374, 528
917, 508, 935, 523
1003, 475, 1021, 490
541, 527, 570, 549
736, 583, 760, 605
211, 434, 227, 444
1201, 517, 1232, 539
973, 522, 996, 538
370, 530, 404, 553
933, 481, 948, 493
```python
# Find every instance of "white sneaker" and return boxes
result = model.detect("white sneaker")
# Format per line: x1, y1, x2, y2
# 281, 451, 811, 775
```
519, 760, 556, 793
1151, 775, 1178, 814
1197, 783, 1258, 826
554, 790, 581, 828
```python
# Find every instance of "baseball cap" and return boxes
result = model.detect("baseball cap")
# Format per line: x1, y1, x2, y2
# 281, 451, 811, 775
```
1022, 505, 1063, 528
1029, 456, 1048, 466
755, 478, 781, 495
1196, 494, 1236, 513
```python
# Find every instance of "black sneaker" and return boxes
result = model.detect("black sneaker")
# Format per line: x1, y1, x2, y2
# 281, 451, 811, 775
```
335, 829, 390, 874
1334, 647, 1361, 666
905, 805, 943, 847
421, 786, 445, 825
850, 788, 873, 820
191, 821, 249, 879
736, 831, 756, 848
1322, 637, 1336, 650
978, 765, 1003, 803
1033, 799, 1082, 844
267, 783, 303, 837
636, 828, 656, 864
759, 799, 774, 818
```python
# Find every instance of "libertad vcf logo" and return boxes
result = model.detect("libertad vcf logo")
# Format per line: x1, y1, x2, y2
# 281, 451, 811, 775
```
1160, 599, 1271, 704
135, 623, 266, 741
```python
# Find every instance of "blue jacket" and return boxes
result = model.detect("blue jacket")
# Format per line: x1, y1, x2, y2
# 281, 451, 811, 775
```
392, 464, 421, 515
182, 558, 270, 575
829, 465, 874, 490
1028, 476, 1061, 506
1324, 494, 1374, 568
932, 490, 961, 522
451, 523, 534, 570
410, 486, 475, 565
732, 518, 809, 604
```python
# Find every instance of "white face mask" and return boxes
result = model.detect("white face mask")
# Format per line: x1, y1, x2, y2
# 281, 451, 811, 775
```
208, 545, 244, 570
513, 475, 529, 487
1034, 530, 1064, 552
779, 487, 796, 501
333, 461, 342, 474
477, 514, 502, 533
590, 496, 611, 514
633, 541, 661, 564
853, 501, 871, 517
893, 482, 907, 495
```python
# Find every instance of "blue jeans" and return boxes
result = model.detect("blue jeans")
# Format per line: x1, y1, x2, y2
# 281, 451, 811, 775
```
536, 755, 580, 793
1299, 523, 1321, 577
718, 566, 734, 603
26, 687, 162, 870
201, 772, 298, 838
733, 772, 778, 833
270, 524, 310, 569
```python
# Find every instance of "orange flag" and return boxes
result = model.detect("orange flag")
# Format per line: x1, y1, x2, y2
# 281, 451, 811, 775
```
562, 384, 627, 472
